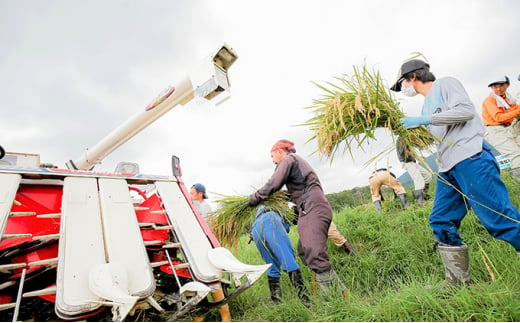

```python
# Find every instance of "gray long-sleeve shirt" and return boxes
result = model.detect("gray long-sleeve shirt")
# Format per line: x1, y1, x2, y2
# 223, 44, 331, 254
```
422, 77, 485, 172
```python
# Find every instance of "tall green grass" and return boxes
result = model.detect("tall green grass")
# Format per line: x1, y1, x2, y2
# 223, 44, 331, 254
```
213, 172, 520, 322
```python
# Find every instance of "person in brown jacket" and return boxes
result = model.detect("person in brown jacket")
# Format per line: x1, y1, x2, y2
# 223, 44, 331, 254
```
249, 139, 346, 300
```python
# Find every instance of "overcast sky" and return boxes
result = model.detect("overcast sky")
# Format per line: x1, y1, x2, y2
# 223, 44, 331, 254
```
1, 0, 519, 205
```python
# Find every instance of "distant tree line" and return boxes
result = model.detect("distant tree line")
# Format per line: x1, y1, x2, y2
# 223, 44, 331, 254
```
325, 185, 405, 212
325, 186, 370, 211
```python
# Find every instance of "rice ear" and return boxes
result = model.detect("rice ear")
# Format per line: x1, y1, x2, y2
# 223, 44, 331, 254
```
210, 190, 295, 249
301, 63, 438, 162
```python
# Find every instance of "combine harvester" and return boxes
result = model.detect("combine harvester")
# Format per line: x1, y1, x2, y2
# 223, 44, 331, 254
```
0, 44, 269, 321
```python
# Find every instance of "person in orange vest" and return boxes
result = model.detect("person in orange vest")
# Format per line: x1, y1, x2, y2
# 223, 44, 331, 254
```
481, 76, 520, 180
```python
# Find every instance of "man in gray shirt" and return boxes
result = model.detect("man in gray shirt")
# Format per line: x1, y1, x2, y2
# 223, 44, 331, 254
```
391, 59, 520, 287
190, 183, 212, 220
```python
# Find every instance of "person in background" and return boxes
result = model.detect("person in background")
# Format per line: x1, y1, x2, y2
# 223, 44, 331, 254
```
369, 168, 409, 212
189, 183, 229, 322
251, 205, 311, 307
396, 136, 432, 206
190, 183, 212, 220
391, 59, 520, 287
481, 76, 520, 181
328, 222, 356, 254
249, 139, 346, 300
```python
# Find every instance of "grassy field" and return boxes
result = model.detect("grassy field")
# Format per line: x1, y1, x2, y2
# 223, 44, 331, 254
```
206, 172, 520, 322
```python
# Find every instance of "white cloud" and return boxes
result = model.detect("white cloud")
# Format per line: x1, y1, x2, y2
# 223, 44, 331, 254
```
1, 0, 519, 206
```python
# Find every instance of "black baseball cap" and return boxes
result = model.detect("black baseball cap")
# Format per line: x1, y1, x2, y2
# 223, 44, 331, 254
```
390, 59, 430, 92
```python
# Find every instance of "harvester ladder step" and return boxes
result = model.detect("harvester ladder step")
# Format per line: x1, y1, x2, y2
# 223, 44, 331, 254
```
150, 210, 167, 214
150, 261, 169, 268
144, 240, 163, 246
23, 286, 56, 297
149, 260, 190, 270
0, 263, 27, 273
33, 233, 60, 241
163, 242, 182, 249
0, 303, 16, 312
9, 211, 36, 217
1, 233, 32, 240
28, 257, 58, 267
37, 213, 61, 218
138, 222, 173, 230
0, 280, 17, 291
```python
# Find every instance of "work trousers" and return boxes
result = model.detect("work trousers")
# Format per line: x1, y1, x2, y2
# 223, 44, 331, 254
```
429, 144, 520, 250
327, 221, 346, 247
369, 170, 406, 201
485, 124, 520, 171
296, 192, 332, 272
252, 212, 300, 278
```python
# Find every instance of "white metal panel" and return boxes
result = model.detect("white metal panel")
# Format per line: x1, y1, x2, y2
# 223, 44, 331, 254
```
0, 173, 21, 238
0, 152, 40, 168
155, 181, 222, 283
56, 177, 105, 317
98, 178, 155, 298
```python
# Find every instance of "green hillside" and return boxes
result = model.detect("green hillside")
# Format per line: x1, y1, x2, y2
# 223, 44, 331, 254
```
209, 171, 520, 322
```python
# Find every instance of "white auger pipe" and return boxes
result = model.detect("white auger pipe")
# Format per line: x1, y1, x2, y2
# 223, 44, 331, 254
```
66, 43, 237, 171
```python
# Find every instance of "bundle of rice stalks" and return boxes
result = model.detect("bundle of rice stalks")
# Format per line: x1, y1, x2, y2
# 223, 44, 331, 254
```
302, 64, 436, 162
210, 190, 295, 249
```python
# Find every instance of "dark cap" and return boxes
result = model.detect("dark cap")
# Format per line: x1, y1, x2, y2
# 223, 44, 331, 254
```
192, 183, 208, 199
390, 59, 430, 92
488, 76, 510, 87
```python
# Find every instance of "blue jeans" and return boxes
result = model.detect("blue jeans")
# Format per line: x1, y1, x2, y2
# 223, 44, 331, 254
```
430, 144, 520, 250
252, 211, 300, 278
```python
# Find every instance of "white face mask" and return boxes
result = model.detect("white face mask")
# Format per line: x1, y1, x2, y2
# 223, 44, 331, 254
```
402, 82, 418, 97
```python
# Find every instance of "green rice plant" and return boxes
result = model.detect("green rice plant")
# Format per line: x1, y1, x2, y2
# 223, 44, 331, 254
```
226, 174, 520, 322
210, 190, 295, 249
302, 64, 437, 163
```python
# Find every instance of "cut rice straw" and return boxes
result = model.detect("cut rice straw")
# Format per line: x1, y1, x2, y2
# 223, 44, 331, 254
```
301, 64, 438, 164
210, 190, 295, 249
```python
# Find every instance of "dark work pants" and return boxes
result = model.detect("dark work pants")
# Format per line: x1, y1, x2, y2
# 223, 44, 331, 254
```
296, 195, 332, 272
